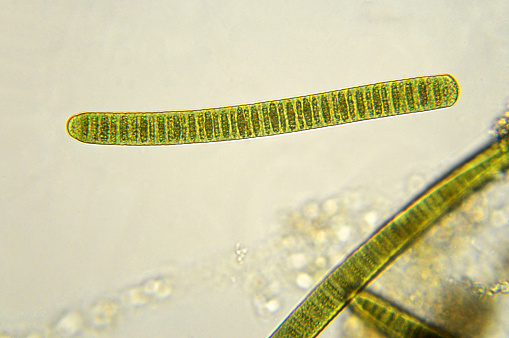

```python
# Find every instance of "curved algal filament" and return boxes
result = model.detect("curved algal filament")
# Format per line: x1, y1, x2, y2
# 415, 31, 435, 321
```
350, 290, 454, 338
66, 75, 458, 145
269, 119, 509, 338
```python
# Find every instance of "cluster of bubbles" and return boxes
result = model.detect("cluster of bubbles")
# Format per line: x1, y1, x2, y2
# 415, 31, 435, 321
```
239, 186, 398, 321
4, 171, 508, 337
364, 171, 509, 337
2, 133, 508, 336
237, 161, 508, 336
490, 107, 509, 140
447, 277, 509, 300
0, 276, 173, 338
15, 185, 396, 337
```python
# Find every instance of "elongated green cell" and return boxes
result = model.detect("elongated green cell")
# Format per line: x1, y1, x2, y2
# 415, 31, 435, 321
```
269, 118, 509, 338
66, 75, 458, 145
350, 290, 453, 338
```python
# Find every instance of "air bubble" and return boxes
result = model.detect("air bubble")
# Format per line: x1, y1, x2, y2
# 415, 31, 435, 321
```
363, 211, 379, 227
54, 311, 84, 337
500, 280, 509, 294
341, 190, 365, 211
445, 277, 455, 286
246, 273, 268, 292
491, 111, 509, 139
265, 299, 280, 313
89, 298, 120, 329
144, 277, 173, 300
280, 235, 297, 249
490, 210, 508, 228
470, 282, 487, 299
234, 243, 248, 264
267, 281, 282, 297
321, 198, 339, 216
302, 202, 320, 219
122, 286, 151, 308
315, 256, 327, 269
144, 279, 159, 294
486, 280, 509, 296
406, 172, 428, 193
289, 253, 308, 270
253, 295, 281, 318
336, 225, 351, 242
296, 273, 314, 290
457, 276, 473, 289
488, 283, 501, 296
461, 194, 488, 224
312, 230, 328, 245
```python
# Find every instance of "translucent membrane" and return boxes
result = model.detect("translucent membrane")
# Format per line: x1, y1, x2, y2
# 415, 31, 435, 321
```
269, 119, 509, 338
66, 75, 459, 146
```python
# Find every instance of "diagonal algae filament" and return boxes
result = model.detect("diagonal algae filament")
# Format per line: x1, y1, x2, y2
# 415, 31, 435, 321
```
349, 290, 454, 338
269, 112, 509, 338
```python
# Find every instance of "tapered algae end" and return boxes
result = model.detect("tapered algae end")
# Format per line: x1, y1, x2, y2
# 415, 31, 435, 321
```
66, 113, 89, 144
443, 74, 460, 107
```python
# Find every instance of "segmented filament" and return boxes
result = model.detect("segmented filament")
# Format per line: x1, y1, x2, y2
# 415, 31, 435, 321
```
66, 75, 458, 145
269, 118, 509, 338
350, 290, 453, 338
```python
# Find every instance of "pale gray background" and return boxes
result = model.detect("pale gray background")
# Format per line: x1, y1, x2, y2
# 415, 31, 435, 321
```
1, 1, 508, 337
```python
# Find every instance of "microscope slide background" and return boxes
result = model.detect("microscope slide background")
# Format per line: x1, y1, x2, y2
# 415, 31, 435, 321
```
1, 1, 508, 337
